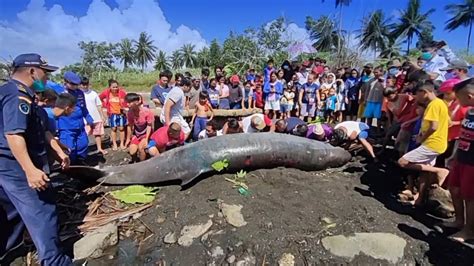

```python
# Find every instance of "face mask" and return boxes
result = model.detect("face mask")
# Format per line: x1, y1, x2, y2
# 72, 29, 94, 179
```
388, 68, 399, 76
32, 79, 45, 92
445, 72, 457, 80
421, 52, 433, 61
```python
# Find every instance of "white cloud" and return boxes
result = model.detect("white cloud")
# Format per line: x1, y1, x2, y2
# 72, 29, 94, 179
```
284, 22, 316, 59
258, 20, 315, 59
0, 0, 207, 69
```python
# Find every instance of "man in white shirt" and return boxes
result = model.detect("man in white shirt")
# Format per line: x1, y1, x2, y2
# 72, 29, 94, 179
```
80, 77, 107, 155
422, 41, 460, 82
198, 120, 223, 140
160, 78, 192, 139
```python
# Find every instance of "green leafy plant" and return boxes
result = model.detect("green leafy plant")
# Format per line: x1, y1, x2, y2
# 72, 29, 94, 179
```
110, 185, 158, 204
211, 159, 229, 172
236, 170, 247, 179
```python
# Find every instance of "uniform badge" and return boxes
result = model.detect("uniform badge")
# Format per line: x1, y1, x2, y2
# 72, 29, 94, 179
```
19, 102, 30, 114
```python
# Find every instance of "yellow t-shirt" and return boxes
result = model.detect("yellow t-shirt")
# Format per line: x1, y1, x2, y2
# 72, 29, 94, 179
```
421, 98, 449, 154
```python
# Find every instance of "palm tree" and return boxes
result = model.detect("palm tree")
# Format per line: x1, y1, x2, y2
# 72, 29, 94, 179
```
322, 0, 352, 62
358, 10, 394, 59
380, 37, 403, 59
134, 32, 157, 71
392, 0, 435, 54
197, 47, 211, 67
179, 44, 198, 68
117, 38, 135, 70
171, 50, 183, 69
305, 16, 343, 53
154, 50, 170, 71
445, 0, 474, 54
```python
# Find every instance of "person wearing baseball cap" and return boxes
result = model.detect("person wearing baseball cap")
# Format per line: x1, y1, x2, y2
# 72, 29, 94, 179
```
437, 78, 469, 169
0, 54, 72, 264
236, 113, 272, 133
57, 71, 94, 165
440, 59, 470, 81
361, 63, 374, 83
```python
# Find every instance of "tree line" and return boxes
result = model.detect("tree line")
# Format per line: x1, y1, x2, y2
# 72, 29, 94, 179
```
62, 0, 472, 78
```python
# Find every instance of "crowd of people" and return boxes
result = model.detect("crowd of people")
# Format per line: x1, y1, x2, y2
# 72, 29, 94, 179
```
1, 38, 474, 264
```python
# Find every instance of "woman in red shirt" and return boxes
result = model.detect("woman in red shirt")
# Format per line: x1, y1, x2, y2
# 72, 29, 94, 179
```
99, 79, 128, 150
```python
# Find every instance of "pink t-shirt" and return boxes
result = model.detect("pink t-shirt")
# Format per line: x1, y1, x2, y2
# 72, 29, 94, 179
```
150, 126, 185, 150
127, 107, 155, 137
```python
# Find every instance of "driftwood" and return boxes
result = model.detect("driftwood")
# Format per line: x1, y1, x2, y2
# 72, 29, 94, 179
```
79, 202, 152, 233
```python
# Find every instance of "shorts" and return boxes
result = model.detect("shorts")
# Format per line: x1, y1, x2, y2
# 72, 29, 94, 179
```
109, 114, 127, 128
386, 121, 401, 138
300, 103, 316, 117
130, 135, 147, 146
357, 102, 366, 118
401, 145, 439, 166
364, 101, 382, 119
91, 122, 104, 136
280, 103, 294, 113
85, 122, 104, 136
358, 123, 370, 139
161, 115, 191, 135
264, 100, 280, 111
448, 161, 474, 199
395, 129, 411, 154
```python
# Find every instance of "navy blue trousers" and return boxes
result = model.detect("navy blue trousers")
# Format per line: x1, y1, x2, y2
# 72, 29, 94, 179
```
0, 159, 71, 265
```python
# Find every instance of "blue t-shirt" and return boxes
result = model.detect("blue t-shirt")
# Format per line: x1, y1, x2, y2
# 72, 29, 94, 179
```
207, 87, 220, 108
300, 82, 319, 104
246, 73, 256, 82
44, 107, 57, 134
345, 78, 360, 101
263, 66, 274, 84
286, 117, 306, 133
57, 88, 93, 129
150, 84, 170, 106
326, 95, 337, 111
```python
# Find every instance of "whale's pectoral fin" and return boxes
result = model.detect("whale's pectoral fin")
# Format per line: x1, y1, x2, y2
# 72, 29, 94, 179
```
62, 166, 109, 182
179, 169, 207, 187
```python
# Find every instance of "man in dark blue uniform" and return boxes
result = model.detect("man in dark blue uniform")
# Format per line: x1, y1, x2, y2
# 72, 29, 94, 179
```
0, 54, 72, 265
57, 71, 94, 164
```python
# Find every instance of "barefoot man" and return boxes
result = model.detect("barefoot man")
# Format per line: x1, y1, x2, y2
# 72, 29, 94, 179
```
443, 78, 474, 242
398, 80, 450, 206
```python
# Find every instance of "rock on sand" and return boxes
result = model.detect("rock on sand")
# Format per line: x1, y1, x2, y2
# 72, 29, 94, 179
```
321, 232, 406, 264
177, 220, 213, 247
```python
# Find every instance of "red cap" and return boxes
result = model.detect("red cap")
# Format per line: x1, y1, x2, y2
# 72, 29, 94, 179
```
263, 115, 272, 126
230, 75, 240, 83
439, 78, 461, 93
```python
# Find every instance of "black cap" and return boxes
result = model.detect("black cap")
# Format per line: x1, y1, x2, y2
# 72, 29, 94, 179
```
12, 53, 58, 72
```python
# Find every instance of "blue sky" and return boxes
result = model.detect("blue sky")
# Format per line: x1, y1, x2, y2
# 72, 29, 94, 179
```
0, 0, 471, 67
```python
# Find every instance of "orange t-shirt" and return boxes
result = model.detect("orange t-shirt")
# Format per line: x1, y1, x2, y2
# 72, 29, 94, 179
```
109, 96, 121, 114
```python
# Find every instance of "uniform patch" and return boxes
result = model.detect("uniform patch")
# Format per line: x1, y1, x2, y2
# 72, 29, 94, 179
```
18, 96, 32, 104
19, 102, 30, 114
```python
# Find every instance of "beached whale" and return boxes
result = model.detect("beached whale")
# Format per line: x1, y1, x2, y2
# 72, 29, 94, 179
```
65, 133, 351, 186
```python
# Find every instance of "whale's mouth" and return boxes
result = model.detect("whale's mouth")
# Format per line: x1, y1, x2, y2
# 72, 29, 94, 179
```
61, 166, 108, 182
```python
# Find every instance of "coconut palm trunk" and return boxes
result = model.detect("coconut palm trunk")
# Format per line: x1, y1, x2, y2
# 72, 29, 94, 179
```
468, 18, 473, 55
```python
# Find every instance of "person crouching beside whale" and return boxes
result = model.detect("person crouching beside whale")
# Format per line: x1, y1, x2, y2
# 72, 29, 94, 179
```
330, 121, 376, 160
146, 122, 185, 157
